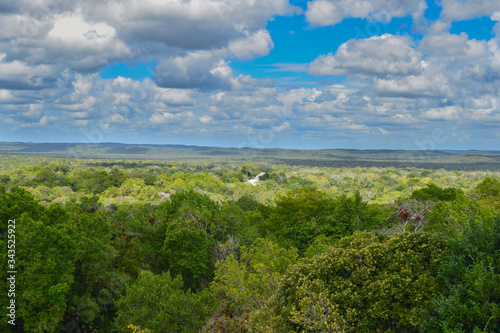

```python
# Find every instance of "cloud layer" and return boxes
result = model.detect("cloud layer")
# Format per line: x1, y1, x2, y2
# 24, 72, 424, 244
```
0, 0, 499, 149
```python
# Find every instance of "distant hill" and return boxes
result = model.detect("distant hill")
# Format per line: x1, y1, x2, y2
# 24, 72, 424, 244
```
0, 141, 499, 170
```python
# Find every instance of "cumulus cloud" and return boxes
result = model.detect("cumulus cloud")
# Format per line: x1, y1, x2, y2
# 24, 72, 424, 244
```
440, 0, 500, 21
419, 32, 487, 58
117, 0, 296, 49
308, 34, 422, 77
423, 106, 461, 120
153, 52, 234, 89
374, 71, 452, 98
228, 30, 274, 59
42, 14, 131, 71
1, 0, 500, 149
0, 90, 22, 104
305, 1, 344, 26
486, 38, 500, 72
0, 54, 54, 90
305, 0, 427, 26
0, 0, 298, 92
149, 111, 195, 125
156, 89, 196, 106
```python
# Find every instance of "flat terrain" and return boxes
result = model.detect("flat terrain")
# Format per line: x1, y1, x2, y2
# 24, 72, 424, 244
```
1, 141, 500, 170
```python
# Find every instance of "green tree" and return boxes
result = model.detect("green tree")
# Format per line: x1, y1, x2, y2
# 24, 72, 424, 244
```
410, 183, 462, 202
264, 188, 329, 253
116, 270, 210, 333
250, 232, 446, 333
427, 215, 500, 332
208, 238, 298, 331
235, 195, 271, 241
425, 194, 495, 236
161, 224, 214, 289
327, 191, 381, 235
475, 177, 500, 199
16, 205, 77, 332
474, 177, 500, 211
63, 207, 125, 332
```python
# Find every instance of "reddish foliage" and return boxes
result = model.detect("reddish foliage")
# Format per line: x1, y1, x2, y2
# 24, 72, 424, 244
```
398, 207, 410, 221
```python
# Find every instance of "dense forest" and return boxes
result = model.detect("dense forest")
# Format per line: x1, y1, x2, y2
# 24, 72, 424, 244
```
1, 154, 499, 332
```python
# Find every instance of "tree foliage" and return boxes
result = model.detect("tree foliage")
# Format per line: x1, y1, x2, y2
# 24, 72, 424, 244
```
116, 270, 210, 333
0, 156, 499, 332
251, 232, 447, 333
427, 216, 500, 332
207, 238, 298, 332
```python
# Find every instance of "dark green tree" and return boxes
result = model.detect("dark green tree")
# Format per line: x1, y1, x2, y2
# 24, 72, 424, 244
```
161, 224, 214, 289
410, 183, 463, 202
264, 188, 329, 253
427, 215, 500, 332
16, 204, 77, 332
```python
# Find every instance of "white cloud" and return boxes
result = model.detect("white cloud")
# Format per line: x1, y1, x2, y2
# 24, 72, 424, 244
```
22, 104, 43, 118
0, 0, 299, 91
228, 30, 274, 59
0, 0, 499, 149
487, 38, 500, 72
149, 111, 195, 125
272, 122, 290, 132
390, 113, 418, 124
117, 0, 296, 49
154, 52, 234, 89
39, 115, 58, 126
199, 114, 213, 124
423, 106, 460, 120
426, 21, 451, 35
374, 71, 452, 98
419, 32, 487, 58
156, 89, 196, 106
0, 53, 54, 90
0, 90, 19, 103
309, 34, 422, 77
305, 0, 427, 27
43, 14, 131, 71
440, 0, 500, 21
305, 1, 345, 26
108, 113, 130, 124
48, 15, 115, 42
73, 119, 90, 127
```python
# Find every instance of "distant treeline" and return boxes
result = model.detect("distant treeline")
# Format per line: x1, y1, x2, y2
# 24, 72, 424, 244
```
0, 142, 499, 171
272, 157, 500, 171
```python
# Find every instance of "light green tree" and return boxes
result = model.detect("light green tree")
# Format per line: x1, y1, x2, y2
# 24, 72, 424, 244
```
206, 238, 297, 332
116, 270, 209, 333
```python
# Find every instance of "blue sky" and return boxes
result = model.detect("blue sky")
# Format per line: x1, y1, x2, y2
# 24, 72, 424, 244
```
1, 0, 500, 150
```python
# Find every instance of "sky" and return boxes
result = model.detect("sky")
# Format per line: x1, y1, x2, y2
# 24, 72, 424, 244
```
0, 0, 500, 150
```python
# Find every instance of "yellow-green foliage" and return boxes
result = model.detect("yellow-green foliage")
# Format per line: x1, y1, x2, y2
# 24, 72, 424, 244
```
127, 324, 151, 333
3, 155, 499, 206
474, 177, 500, 211
426, 195, 497, 236
211, 238, 298, 311
250, 232, 447, 333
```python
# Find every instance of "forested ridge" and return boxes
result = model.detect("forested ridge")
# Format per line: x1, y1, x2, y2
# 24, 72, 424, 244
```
1, 155, 499, 332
